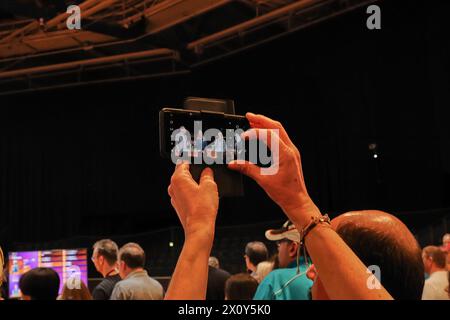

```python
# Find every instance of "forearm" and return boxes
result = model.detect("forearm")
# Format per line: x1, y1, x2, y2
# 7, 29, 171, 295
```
165, 233, 214, 300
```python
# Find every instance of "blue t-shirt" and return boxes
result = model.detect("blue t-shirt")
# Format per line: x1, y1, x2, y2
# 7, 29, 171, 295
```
253, 259, 313, 300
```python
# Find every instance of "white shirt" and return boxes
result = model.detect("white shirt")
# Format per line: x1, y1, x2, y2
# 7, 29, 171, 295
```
422, 270, 449, 300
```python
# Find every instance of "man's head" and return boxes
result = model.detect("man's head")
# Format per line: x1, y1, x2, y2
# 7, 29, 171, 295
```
92, 239, 118, 277
225, 273, 259, 300
308, 210, 424, 300
118, 242, 146, 279
208, 256, 220, 269
422, 246, 446, 274
244, 242, 268, 272
442, 234, 450, 253
19, 267, 60, 300
443, 234, 450, 246
265, 221, 300, 268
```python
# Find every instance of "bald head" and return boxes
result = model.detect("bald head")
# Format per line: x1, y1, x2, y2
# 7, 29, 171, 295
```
245, 241, 268, 270
332, 210, 420, 254
119, 243, 146, 269
332, 210, 424, 300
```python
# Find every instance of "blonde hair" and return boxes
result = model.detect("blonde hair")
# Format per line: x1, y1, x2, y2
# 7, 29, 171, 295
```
255, 261, 274, 283
60, 280, 92, 300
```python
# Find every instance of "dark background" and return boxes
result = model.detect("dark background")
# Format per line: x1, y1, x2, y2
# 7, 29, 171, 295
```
1, 0, 449, 249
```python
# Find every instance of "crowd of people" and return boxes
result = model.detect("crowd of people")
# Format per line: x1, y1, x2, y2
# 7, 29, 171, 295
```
0, 113, 449, 300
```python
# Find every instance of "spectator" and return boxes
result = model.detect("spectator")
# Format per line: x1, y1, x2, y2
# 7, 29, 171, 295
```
244, 241, 268, 277
19, 267, 60, 300
0, 246, 3, 300
225, 273, 258, 300
441, 233, 450, 254
110, 242, 163, 300
165, 113, 393, 300
440, 233, 450, 271
91, 239, 121, 300
255, 261, 274, 283
311, 211, 425, 300
253, 220, 312, 300
208, 256, 220, 269
206, 262, 231, 300
59, 280, 92, 300
422, 246, 449, 300
447, 272, 450, 299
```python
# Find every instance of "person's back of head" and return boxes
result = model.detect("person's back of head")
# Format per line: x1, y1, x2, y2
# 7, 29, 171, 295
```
208, 256, 220, 269
333, 210, 424, 300
225, 273, 259, 300
19, 267, 60, 300
244, 241, 268, 271
93, 239, 118, 267
60, 280, 92, 300
443, 233, 450, 247
422, 245, 447, 273
118, 243, 146, 278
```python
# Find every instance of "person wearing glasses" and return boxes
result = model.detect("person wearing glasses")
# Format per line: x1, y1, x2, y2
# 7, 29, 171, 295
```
253, 221, 312, 300
91, 239, 121, 300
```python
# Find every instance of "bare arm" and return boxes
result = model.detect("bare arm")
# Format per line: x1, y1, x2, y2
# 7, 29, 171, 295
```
165, 233, 213, 299
164, 164, 218, 300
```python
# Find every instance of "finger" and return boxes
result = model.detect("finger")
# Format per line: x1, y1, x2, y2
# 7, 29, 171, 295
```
172, 162, 192, 182
228, 160, 262, 182
175, 161, 190, 172
246, 113, 294, 147
241, 128, 286, 151
200, 167, 215, 184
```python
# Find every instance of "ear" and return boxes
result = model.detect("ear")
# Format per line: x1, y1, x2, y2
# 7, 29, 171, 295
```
289, 242, 299, 258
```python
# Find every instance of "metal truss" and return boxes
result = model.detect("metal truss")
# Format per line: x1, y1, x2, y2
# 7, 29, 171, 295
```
0, 0, 380, 95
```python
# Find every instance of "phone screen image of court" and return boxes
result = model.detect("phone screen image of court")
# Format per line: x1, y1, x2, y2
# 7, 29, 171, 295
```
8, 249, 88, 298
167, 112, 249, 160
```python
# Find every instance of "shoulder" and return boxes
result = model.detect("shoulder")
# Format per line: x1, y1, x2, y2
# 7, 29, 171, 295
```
264, 268, 290, 280
113, 279, 128, 291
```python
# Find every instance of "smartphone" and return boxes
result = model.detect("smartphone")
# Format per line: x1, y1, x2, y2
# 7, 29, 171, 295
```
159, 108, 251, 164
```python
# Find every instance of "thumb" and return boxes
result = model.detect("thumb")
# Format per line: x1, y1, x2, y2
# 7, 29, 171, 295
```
228, 160, 262, 182
199, 167, 216, 190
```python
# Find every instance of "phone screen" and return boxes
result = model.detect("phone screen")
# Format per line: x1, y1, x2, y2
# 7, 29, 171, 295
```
160, 108, 251, 164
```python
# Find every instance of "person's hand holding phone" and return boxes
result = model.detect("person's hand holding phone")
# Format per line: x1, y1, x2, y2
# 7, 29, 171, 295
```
228, 112, 321, 229
168, 163, 219, 241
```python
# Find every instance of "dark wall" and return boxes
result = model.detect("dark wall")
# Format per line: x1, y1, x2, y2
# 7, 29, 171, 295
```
1, 0, 449, 245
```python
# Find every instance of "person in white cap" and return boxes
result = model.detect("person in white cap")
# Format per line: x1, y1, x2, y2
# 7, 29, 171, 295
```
253, 220, 312, 300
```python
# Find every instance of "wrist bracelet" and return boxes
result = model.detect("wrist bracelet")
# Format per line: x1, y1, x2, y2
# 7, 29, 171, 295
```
299, 214, 331, 246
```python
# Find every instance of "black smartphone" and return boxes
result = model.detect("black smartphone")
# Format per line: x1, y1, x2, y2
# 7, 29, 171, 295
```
159, 108, 251, 164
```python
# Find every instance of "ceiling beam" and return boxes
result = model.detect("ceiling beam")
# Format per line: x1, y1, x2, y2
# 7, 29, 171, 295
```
0, 48, 177, 79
